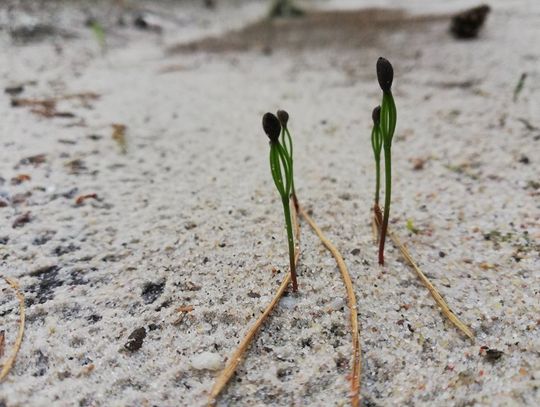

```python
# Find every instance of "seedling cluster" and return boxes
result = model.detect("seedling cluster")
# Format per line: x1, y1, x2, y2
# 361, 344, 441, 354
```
214, 56, 474, 407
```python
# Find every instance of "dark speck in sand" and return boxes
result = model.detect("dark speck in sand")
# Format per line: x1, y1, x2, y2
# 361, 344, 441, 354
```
141, 281, 166, 304
124, 327, 146, 352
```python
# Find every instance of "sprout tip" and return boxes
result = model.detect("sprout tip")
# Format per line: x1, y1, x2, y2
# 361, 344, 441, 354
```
277, 109, 289, 128
262, 112, 281, 143
376, 57, 394, 93
372, 105, 381, 125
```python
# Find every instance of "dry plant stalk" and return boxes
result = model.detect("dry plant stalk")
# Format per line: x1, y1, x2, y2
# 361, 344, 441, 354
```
0, 276, 26, 382
374, 218, 474, 340
208, 198, 300, 406
297, 204, 361, 407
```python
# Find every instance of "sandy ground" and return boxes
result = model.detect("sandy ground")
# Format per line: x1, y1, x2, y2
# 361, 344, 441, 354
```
0, 1, 539, 406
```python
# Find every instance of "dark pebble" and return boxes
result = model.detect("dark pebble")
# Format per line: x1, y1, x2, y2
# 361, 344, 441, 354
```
124, 327, 146, 352
450, 5, 490, 39
5, 85, 24, 95
12, 211, 31, 228
485, 348, 504, 361
141, 281, 165, 304
87, 314, 102, 323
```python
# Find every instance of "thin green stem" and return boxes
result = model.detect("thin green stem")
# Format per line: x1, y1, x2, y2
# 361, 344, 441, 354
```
375, 158, 381, 206
378, 91, 396, 265
282, 196, 298, 291
379, 146, 391, 265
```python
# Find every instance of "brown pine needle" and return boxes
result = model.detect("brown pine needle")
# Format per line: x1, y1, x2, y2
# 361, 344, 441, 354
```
208, 272, 291, 406
208, 199, 301, 406
297, 204, 361, 407
374, 217, 474, 340
0, 276, 26, 382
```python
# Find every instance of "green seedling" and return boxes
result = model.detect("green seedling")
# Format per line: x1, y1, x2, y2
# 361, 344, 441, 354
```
370, 105, 383, 228
89, 20, 106, 53
376, 57, 397, 266
513, 72, 527, 102
262, 112, 298, 291
406, 218, 419, 235
268, 0, 305, 19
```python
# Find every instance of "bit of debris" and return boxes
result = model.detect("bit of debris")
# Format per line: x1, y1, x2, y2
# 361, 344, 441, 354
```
9, 23, 75, 44
77, 363, 95, 377
513, 73, 527, 102
412, 157, 427, 171
12, 212, 31, 228
141, 281, 166, 304
517, 118, 538, 132
65, 159, 88, 174
518, 155, 530, 165
124, 327, 146, 352
75, 194, 98, 205
450, 5, 490, 39
19, 154, 46, 166
11, 93, 99, 118
191, 352, 223, 371
269, 0, 305, 19
406, 219, 419, 235
133, 14, 163, 33
479, 346, 504, 361
0, 330, 5, 358
112, 124, 127, 153
10, 174, 31, 185
11, 98, 56, 115
4, 85, 24, 96
173, 305, 194, 325
0, 277, 26, 382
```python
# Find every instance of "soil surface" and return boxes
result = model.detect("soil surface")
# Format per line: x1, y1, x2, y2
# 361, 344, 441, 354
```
1, 1, 539, 406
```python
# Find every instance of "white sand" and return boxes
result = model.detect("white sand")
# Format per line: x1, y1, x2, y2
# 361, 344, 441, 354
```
1, 1, 539, 406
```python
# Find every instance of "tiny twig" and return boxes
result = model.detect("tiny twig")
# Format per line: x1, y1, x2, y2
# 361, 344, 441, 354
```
0, 276, 26, 382
297, 204, 361, 407
374, 217, 474, 340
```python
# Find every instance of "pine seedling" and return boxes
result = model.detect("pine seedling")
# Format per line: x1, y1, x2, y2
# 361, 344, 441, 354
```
262, 112, 298, 291
370, 105, 383, 229
376, 57, 397, 266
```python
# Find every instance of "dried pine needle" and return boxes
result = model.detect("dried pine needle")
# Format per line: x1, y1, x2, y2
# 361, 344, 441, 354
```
0, 276, 26, 382
374, 217, 474, 340
298, 204, 361, 407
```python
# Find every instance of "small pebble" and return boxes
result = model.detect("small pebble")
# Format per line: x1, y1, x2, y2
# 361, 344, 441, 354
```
191, 352, 223, 371
124, 327, 146, 352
